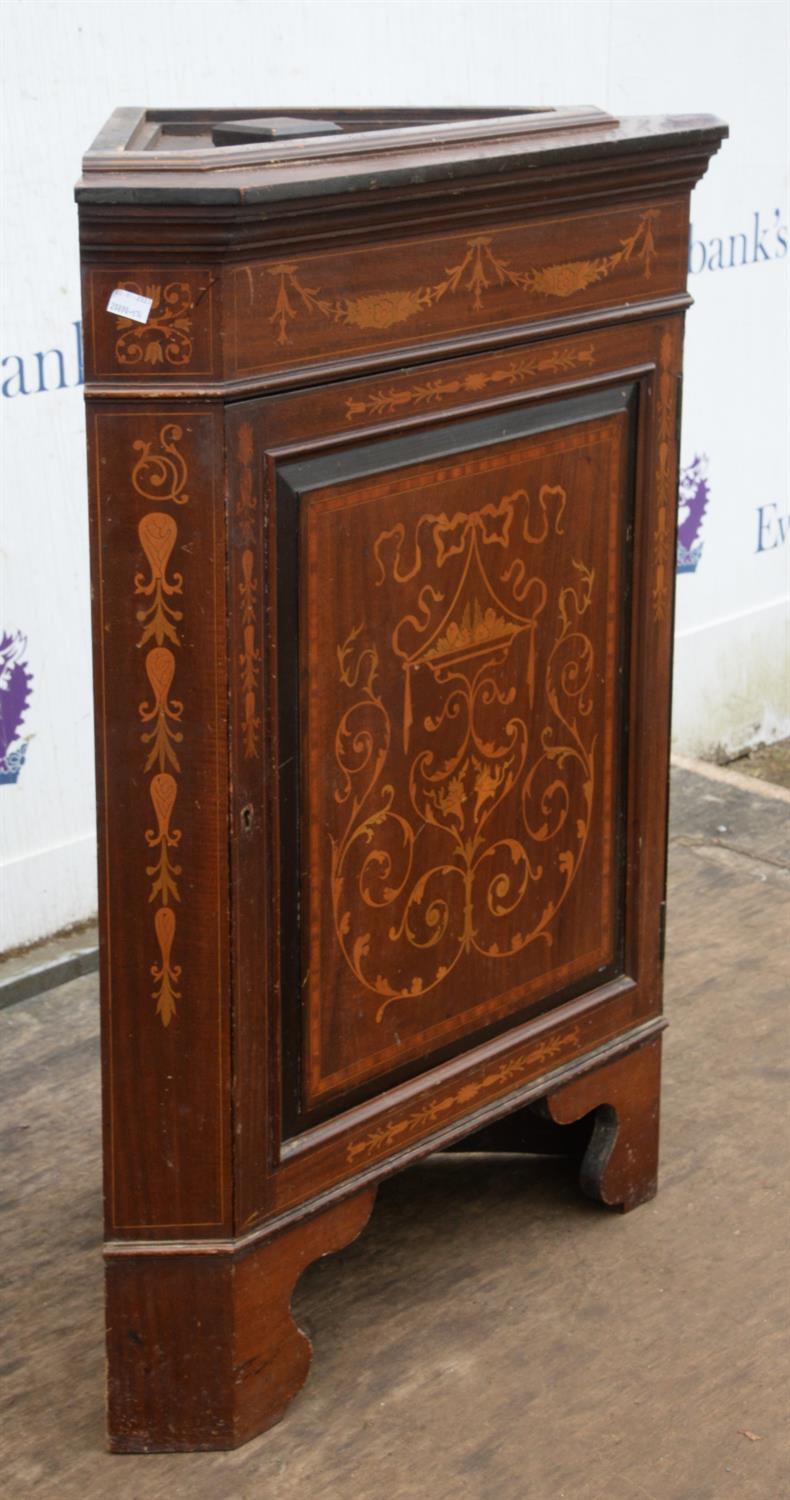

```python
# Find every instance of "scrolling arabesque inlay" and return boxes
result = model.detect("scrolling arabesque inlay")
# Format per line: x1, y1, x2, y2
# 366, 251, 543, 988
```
345, 344, 595, 422
267, 210, 658, 346
237, 423, 261, 760
131, 422, 190, 503
114, 282, 194, 367
346, 1025, 582, 1164
331, 484, 597, 1024
132, 424, 190, 1026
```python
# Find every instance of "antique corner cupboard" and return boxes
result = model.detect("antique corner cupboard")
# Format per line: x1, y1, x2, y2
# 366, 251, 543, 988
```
76, 105, 726, 1452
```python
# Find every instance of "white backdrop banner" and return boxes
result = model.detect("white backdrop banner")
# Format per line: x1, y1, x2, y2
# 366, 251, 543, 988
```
1, 0, 788, 947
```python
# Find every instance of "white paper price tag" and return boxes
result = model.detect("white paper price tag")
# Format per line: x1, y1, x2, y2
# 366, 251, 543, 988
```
106, 288, 153, 324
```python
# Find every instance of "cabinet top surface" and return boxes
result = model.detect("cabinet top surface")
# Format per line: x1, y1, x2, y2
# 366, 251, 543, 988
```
76, 105, 727, 206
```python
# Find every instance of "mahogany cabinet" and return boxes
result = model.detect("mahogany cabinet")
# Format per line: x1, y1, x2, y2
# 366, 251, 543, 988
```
76, 105, 726, 1451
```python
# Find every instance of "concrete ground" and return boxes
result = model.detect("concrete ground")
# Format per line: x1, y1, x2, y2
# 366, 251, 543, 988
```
2, 762, 788, 1500
721, 734, 790, 792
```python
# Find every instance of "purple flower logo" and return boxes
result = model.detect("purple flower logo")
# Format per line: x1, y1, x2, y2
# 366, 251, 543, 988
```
677, 454, 709, 574
0, 631, 33, 785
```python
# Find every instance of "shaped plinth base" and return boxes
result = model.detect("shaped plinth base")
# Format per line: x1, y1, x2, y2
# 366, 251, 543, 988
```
450, 1035, 662, 1214
105, 1188, 376, 1452
545, 1036, 662, 1211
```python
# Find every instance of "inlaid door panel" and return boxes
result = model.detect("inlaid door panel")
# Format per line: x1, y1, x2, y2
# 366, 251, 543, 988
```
276, 386, 635, 1129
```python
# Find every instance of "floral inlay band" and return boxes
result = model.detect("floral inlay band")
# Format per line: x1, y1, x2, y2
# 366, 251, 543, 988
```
346, 1026, 582, 1163
237, 423, 261, 759
268, 211, 658, 346
344, 344, 595, 422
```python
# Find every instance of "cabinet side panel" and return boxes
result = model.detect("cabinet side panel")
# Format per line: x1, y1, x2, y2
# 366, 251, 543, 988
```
88, 405, 231, 1235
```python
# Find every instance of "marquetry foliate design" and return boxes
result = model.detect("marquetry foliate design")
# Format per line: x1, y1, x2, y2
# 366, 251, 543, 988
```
85, 269, 216, 380
268, 212, 657, 347
304, 418, 625, 1099
132, 428, 190, 1025
344, 343, 595, 422
115, 283, 194, 367
652, 327, 681, 622
131, 421, 190, 503
346, 1026, 582, 1164
332, 490, 595, 1021
230, 201, 686, 378
236, 424, 261, 759
93, 407, 228, 1230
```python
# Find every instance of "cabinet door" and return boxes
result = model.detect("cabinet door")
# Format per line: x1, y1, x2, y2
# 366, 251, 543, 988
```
273, 383, 635, 1129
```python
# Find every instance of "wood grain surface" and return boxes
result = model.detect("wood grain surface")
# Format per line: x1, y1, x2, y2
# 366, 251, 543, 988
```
77, 109, 723, 1448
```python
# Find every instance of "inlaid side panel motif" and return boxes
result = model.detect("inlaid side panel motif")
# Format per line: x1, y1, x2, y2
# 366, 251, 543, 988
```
135, 507, 185, 1023
236, 423, 261, 759
91, 408, 229, 1232
128, 426, 193, 1023
302, 414, 629, 1104
116, 284, 194, 368
85, 269, 217, 379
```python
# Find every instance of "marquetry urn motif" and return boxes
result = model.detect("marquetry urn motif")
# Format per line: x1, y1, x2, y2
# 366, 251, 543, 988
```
332, 488, 594, 1015
299, 406, 627, 1103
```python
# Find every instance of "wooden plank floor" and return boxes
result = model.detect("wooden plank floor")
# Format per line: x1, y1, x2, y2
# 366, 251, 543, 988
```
2, 765, 789, 1499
